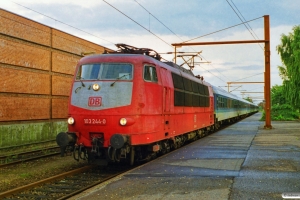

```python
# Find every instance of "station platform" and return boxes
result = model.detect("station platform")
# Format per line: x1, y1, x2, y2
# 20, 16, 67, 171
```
71, 113, 300, 200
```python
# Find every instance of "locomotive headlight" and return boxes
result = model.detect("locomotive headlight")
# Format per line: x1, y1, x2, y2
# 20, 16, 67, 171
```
120, 118, 127, 126
68, 117, 75, 125
119, 118, 135, 126
92, 84, 100, 91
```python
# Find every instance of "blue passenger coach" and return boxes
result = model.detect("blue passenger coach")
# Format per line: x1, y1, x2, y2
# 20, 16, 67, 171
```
212, 85, 258, 129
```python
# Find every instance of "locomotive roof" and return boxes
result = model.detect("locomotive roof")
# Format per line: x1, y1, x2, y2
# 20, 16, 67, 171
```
163, 62, 194, 76
106, 43, 196, 77
81, 53, 210, 86
83, 53, 196, 77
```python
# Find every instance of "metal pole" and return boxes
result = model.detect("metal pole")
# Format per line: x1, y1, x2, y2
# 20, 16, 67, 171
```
174, 46, 177, 64
227, 83, 229, 92
264, 15, 272, 129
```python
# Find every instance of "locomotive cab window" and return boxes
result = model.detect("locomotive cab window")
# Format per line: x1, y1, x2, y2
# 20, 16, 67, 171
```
76, 63, 133, 80
144, 65, 158, 82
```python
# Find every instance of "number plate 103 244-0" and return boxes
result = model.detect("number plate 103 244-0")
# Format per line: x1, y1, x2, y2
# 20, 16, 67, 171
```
84, 119, 106, 125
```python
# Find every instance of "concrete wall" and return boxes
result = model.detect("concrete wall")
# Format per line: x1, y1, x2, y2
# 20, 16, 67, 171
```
0, 9, 111, 148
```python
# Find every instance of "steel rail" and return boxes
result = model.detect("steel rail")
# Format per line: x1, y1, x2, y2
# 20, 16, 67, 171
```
0, 165, 94, 199
0, 152, 60, 168
57, 169, 132, 200
0, 146, 60, 159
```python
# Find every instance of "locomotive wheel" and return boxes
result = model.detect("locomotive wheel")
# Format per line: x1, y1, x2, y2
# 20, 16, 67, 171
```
115, 148, 121, 162
107, 146, 115, 162
130, 147, 135, 166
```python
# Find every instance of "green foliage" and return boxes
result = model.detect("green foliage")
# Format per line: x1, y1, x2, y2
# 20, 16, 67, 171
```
244, 97, 253, 103
19, 173, 31, 178
276, 25, 300, 110
261, 104, 300, 121
271, 84, 289, 106
262, 84, 299, 121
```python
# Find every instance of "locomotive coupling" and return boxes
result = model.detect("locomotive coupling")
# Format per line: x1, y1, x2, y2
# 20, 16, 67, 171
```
56, 132, 77, 157
110, 134, 128, 149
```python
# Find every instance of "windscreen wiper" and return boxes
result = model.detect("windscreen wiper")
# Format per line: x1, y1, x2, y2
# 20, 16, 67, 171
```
79, 77, 85, 87
110, 74, 131, 87
75, 77, 85, 93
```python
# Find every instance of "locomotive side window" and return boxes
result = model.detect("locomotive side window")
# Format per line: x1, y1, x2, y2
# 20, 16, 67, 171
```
192, 81, 198, 93
171, 73, 184, 89
174, 91, 185, 106
184, 92, 193, 106
183, 78, 193, 92
171, 72, 210, 107
203, 85, 209, 95
76, 63, 132, 80
198, 84, 205, 95
144, 66, 158, 82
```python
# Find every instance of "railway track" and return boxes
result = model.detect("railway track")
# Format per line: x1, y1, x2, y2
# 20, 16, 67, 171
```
0, 164, 133, 199
0, 116, 250, 199
0, 146, 61, 168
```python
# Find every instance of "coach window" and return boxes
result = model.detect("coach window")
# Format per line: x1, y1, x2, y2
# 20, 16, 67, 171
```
144, 65, 158, 82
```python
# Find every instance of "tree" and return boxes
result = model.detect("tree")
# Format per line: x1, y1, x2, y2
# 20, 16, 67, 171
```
271, 85, 288, 106
244, 97, 253, 103
276, 25, 300, 110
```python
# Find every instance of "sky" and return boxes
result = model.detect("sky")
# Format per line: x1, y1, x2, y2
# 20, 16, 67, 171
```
1, 0, 299, 103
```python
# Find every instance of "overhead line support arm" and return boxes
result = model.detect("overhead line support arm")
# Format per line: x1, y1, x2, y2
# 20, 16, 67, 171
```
172, 15, 272, 129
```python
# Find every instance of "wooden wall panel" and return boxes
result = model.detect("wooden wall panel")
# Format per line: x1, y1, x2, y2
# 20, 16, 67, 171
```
52, 29, 105, 55
0, 38, 50, 70
52, 76, 73, 96
0, 66, 50, 94
0, 9, 51, 46
52, 52, 79, 75
0, 97, 50, 121
52, 98, 69, 119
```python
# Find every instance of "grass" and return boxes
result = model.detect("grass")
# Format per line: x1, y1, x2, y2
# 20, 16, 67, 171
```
19, 173, 31, 179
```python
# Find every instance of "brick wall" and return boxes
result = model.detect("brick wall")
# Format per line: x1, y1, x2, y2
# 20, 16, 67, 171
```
0, 9, 112, 148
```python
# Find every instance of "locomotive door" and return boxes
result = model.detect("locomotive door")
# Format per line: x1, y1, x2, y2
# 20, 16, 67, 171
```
160, 68, 171, 130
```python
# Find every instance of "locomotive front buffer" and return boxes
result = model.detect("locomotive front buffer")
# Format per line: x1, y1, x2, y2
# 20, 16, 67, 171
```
56, 132, 77, 157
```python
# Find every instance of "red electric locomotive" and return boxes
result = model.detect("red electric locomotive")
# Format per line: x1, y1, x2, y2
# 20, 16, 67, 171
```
56, 44, 215, 165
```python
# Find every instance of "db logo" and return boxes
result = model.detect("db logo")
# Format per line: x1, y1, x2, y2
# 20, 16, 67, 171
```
88, 97, 102, 107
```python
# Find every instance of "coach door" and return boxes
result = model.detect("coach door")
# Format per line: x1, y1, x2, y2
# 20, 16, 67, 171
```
160, 68, 171, 131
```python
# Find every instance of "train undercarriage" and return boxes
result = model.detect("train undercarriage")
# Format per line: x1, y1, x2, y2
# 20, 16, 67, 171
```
56, 112, 257, 166
56, 124, 214, 166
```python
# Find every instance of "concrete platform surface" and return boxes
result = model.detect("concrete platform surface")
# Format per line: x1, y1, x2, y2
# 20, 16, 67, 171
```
71, 113, 300, 200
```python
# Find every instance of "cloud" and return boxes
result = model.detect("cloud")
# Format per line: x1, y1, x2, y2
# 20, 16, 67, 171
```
1, 0, 298, 103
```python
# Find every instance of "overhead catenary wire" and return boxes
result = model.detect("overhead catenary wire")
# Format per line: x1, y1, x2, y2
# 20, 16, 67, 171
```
11, 1, 116, 46
195, 54, 228, 83
226, 0, 257, 40
133, 0, 185, 42
232, 72, 264, 82
132, 0, 230, 82
102, 0, 172, 48
182, 16, 263, 43
225, 0, 263, 50
0, 14, 104, 55
11, 0, 233, 84
230, 0, 261, 41
11, 0, 261, 91
247, 86, 264, 92
195, 61, 228, 83
175, 15, 263, 87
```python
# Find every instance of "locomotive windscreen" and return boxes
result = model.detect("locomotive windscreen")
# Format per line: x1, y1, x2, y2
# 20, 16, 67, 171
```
71, 62, 133, 110
76, 63, 133, 80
